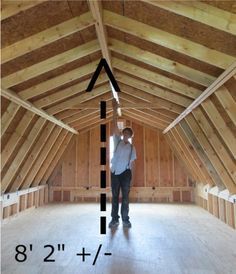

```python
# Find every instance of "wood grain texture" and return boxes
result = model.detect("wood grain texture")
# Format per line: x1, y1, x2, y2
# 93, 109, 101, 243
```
49, 121, 190, 193
2, 203, 236, 273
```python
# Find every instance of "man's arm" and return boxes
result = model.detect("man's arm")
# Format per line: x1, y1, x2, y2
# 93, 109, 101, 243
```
112, 98, 120, 136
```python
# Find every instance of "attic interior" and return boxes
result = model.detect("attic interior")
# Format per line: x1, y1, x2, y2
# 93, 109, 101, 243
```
1, 1, 236, 273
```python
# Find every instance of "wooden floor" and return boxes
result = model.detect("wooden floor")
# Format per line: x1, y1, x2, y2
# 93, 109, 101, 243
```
2, 203, 236, 274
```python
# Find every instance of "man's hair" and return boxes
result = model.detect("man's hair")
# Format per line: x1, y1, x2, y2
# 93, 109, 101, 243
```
122, 127, 134, 137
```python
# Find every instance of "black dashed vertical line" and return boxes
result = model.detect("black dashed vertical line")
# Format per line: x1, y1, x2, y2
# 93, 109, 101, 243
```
100, 194, 106, 211
100, 170, 106, 188
86, 59, 121, 235
100, 216, 106, 234
100, 101, 106, 234
100, 124, 106, 142
100, 147, 106, 165
100, 101, 106, 119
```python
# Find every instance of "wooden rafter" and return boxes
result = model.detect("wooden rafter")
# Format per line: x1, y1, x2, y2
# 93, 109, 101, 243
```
172, 126, 214, 185
166, 134, 200, 182
18, 60, 100, 100
62, 94, 112, 124
184, 115, 236, 193
202, 99, 236, 159
1, 118, 46, 193
1, 103, 20, 137
192, 107, 236, 183
124, 108, 168, 127
173, 126, 211, 183
123, 109, 165, 130
88, 0, 111, 66
39, 134, 73, 186
77, 117, 113, 135
34, 74, 108, 109
113, 58, 201, 100
10, 122, 55, 192
1, 110, 35, 170
1, 88, 78, 134
70, 102, 166, 110
56, 110, 87, 122
22, 127, 64, 189
142, 0, 236, 36
71, 111, 106, 128
74, 112, 113, 131
115, 71, 192, 107
180, 120, 226, 190
2, 40, 100, 88
104, 10, 235, 69
64, 110, 99, 125
118, 95, 172, 124
118, 81, 184, 115
214, 86, 236, 127
1, 1, 236, 196
1, 0, 45, 21
1, 12, 94, 63
88, 0, 121, 112
166, 132, 205, 183
109, 38, 215, 87
163, 61, 236, 134
47, 85, 111, 115
122, 114, 161, 133
31, 130, 69, 188
119, 92, 177, 120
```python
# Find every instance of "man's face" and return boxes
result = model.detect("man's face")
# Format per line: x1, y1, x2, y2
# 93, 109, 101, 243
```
123, 130, 131, 142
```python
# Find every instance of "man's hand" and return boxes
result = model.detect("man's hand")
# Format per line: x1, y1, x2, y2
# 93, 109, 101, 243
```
112, 98, 119, 111
112, 98, 120, 135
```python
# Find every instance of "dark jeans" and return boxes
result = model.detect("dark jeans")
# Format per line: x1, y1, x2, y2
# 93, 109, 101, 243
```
111, 169, 132, 222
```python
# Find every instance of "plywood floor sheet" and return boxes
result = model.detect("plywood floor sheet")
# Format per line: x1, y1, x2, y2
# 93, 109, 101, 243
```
2, 203, 236, 274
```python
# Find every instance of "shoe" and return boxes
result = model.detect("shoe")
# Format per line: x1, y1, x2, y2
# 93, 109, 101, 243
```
109, 219, 119, 228
123, 220, 131, 228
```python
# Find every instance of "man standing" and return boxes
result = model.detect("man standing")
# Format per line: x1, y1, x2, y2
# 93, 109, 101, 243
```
109, 99, 137, 228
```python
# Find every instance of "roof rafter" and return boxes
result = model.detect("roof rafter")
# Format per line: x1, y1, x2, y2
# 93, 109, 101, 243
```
2, 40, 100, 89
118, 95, 172, 123
88, 0, 121, 113
118, 93, 177, 121
71, 101, 166, 110
163, 61, 236, 134
23, 127, 64, 189
1, 0, 45, 21
30, 129, 69, 188
113, 57, 202, 99
34, 73, 108, 109
109, 38, 215, 87
39, 133, 73, 187
123, 109, 165, 130
1, 117, 46, 193
77, 117, 113, 134
117, 81, 184, 115
74, 112, 113, 131
1, 12, 94, 63
1, 88, 78, 134
141, 0, 236, 36
18, 60, 100, 100
104, 10, 235, 69
10, 122, 56, 192
115, 69, 192, 107
47, 84, 111, 115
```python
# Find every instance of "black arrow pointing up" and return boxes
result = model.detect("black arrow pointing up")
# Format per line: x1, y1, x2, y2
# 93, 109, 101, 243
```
86, 58, 120, 92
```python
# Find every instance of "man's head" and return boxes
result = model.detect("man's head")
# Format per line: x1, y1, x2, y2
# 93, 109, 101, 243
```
122, 127, 134, 142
